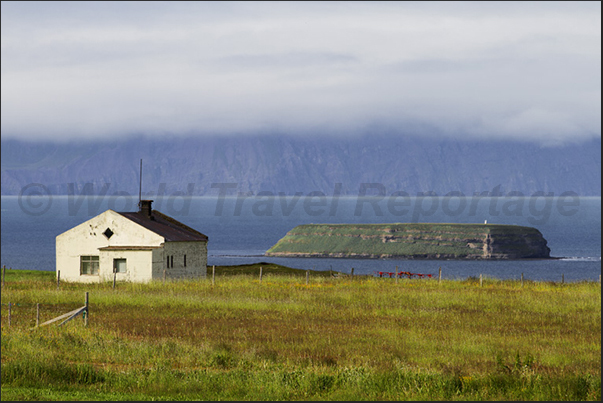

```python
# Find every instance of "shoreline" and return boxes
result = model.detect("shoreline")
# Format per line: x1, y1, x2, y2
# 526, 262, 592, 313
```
264, 253, 563, 261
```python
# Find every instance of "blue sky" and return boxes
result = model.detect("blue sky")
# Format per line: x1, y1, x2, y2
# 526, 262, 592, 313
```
1, 1, 600, 144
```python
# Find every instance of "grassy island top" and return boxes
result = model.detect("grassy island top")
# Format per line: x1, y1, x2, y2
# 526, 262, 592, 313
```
282, 222, 541, 234
266, 223, 550, 259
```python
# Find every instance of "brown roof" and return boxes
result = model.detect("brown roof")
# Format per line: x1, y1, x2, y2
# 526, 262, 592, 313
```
117, 210, 208, 242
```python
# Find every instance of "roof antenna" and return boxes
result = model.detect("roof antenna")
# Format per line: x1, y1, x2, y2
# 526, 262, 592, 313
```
138, 159, 142, 211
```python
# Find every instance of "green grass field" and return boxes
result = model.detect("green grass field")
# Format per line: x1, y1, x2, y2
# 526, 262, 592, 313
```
1, 266, 600, 401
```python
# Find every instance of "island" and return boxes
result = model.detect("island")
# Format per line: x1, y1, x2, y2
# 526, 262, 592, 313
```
265, 223, 552, 259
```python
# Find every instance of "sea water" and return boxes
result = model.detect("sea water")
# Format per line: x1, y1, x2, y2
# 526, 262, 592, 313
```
1, 195, 600, 282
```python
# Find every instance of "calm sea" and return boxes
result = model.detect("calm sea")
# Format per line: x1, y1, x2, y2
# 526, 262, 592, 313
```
1, 195, 600, 282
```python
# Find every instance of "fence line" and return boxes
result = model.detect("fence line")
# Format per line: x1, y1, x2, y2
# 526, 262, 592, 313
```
1, 302, 83, 307
0, 269, 599, 327
0, 265, 599, 293
0, 292, 89, 329
37, 305, 86, 328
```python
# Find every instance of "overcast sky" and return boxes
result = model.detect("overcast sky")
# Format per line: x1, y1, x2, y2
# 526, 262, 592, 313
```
1, 1, 600, 144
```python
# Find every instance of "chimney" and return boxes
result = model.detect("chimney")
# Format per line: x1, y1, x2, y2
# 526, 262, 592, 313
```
139, 199, 153, 218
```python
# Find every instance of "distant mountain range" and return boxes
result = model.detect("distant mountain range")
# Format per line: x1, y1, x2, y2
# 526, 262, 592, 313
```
1, 134, 600, 196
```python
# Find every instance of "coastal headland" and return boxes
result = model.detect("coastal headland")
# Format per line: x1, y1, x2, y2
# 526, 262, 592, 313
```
265, 223, 552, 259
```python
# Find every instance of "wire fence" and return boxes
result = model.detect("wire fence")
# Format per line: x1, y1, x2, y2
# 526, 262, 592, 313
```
1, 262, 600, 329
1, 292, 89, 329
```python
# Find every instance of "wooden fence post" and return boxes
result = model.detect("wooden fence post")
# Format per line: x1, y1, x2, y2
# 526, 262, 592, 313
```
2, 265, 5, 288
113, 271, 117, 290
57, 270, 60, 290
350, 267, 354, 279
36, 303, 40, 327
438, 267, 442, 284
212, 265, 215, 286
561, 273, 564, 284
306, 270, 309, 285
395, 266, 399, 284
479, 273, 483, 287
84, 292, 89, 327
259, 266, 263, 283
8, 302, 11, 327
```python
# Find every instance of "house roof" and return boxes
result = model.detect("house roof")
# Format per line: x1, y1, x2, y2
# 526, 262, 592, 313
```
117, 210, 208, 242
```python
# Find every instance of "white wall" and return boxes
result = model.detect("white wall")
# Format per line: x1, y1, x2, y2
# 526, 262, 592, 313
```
56, 210, 164, 283
100, 249, 154, 283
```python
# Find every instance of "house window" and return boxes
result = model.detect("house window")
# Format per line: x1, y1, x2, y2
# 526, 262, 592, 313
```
103, 228, 114, 239
80, 256, 99, 275
170, 255, 174, 268
113, 258, 127, 273
183, 255, 187, 267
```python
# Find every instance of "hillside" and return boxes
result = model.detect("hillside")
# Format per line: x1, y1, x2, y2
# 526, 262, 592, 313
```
1, 135, 601, 196
265, 223, 552, 259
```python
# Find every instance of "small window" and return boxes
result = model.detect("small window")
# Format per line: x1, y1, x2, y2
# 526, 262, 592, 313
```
167, 255, 170, 268
80, 256, 99, 275
103, 228, 114, 239
113, 258, 127, 273
170, 255, 174, 268
183, 254, 187, 267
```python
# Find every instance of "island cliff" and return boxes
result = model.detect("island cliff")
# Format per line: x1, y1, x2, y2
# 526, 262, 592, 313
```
265, 223, 551, 260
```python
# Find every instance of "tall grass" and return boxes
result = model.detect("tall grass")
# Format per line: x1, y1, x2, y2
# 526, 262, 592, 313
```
1, 268, 600, 400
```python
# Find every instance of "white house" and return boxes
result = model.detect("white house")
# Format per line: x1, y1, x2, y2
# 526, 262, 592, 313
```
56, 200, 208, 283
